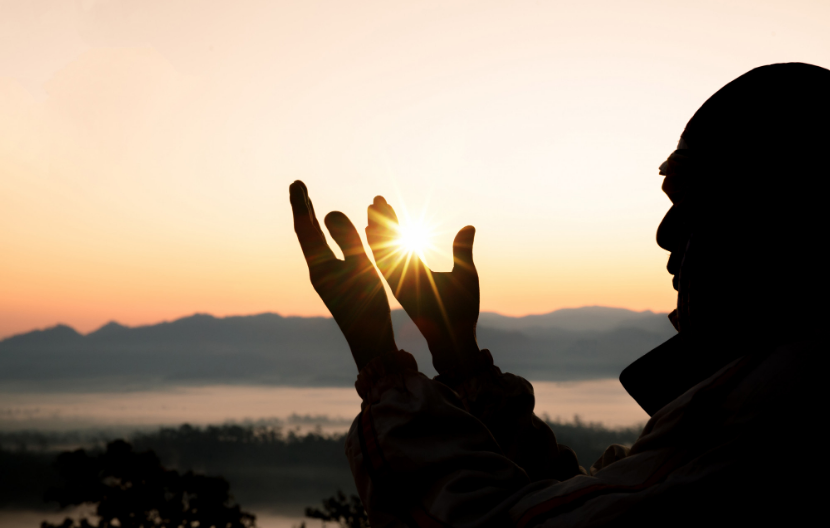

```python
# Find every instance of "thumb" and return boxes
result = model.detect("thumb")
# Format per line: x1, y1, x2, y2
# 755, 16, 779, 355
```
452, 226, 476, 272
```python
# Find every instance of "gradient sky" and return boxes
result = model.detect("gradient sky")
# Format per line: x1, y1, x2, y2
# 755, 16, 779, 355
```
2, 0, 829, 338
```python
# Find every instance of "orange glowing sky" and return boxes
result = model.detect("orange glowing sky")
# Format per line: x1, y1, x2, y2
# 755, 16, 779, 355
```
2, 0, 829, 338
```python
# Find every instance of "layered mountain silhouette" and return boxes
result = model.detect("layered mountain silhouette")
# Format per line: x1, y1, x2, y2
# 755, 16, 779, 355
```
0, 307, 675, 392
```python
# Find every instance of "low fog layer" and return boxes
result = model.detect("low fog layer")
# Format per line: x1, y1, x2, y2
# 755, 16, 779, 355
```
0, 307, 675, 392
0, 380, 649, 432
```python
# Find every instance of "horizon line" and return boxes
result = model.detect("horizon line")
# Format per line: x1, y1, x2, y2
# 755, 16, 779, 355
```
2, 305, 669, 341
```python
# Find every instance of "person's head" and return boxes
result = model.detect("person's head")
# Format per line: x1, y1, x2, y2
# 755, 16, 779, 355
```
656, 63, 829, 344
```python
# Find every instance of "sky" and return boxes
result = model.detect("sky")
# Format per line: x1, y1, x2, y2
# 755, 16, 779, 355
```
2, 0, 829, 338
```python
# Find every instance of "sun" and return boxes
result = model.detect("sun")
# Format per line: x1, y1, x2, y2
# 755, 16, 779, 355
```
396, 222, 432, 255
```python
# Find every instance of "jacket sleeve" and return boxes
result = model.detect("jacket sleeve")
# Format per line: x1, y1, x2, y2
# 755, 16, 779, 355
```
434, 349, 584, 481
343, 347, 780, 528
344, 350, 534, 527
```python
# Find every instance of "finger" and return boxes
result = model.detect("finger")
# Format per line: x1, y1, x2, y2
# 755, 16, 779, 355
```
375, 195, 399, 222
290, 180, 335, 267
366, 196, 402, 264
452, 226, 477, 273
366, 197, 420, 292
325, 211, 370, 262
367, 196, 400, 234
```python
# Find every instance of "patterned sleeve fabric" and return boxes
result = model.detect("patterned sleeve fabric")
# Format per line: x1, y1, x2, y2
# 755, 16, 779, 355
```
434, 349, 584, 482
346, 341, 820, 527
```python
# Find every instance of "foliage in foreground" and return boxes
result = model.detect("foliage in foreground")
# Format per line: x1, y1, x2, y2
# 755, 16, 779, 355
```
0, 419, 643, 515
41, 439, 255, 528
545, 416, 643, 469
300, 490, 369, 528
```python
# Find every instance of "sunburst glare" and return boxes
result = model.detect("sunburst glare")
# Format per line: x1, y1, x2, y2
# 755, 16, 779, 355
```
396, 222, 432, 255
376, 195, 452, 270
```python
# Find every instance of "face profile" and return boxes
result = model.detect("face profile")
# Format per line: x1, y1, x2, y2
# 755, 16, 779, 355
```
653, 63, 828, 338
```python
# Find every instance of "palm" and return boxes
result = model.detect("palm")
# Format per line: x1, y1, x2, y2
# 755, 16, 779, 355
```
290, 181, 396, 370
366, 196, 480, 374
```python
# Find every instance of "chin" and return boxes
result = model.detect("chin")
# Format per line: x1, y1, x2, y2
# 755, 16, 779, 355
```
668, 309, 681, 332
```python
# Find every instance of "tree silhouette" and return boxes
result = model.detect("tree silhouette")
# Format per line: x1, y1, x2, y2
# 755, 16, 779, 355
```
301, 490, 369, 528
42, 439, 255, 528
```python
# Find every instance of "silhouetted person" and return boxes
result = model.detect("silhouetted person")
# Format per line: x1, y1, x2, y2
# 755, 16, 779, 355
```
290, 63, 827, 527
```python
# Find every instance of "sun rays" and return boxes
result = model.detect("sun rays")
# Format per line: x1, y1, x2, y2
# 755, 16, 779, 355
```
369, 195, 447, 267
396, 222, 433, 257
367, 201, 457, 330
371, 214, 439, 291
383, 213, 447, 274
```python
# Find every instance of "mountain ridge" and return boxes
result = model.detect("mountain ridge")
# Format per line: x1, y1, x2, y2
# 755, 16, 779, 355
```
5, 306, 666, 341
0, 307, 676, 392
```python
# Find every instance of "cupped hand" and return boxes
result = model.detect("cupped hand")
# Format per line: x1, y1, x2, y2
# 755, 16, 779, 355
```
366, 196, 480, 374
290, 181, 397, 370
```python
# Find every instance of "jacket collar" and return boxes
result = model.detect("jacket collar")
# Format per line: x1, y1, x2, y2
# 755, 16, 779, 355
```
619, 332, 746, 416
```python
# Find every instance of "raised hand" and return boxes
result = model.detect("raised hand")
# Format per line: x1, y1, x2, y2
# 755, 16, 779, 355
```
366, 196, 481, 375
290, 181, 397, 370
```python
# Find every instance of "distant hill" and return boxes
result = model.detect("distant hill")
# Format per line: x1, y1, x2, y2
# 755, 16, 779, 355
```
0, 307, 675, 392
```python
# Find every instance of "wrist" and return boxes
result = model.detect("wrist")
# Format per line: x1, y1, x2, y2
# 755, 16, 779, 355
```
347, 331, 398, 371
428, 338, 479, 356
429, 338, 486, 375
354, 349, 419, 404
